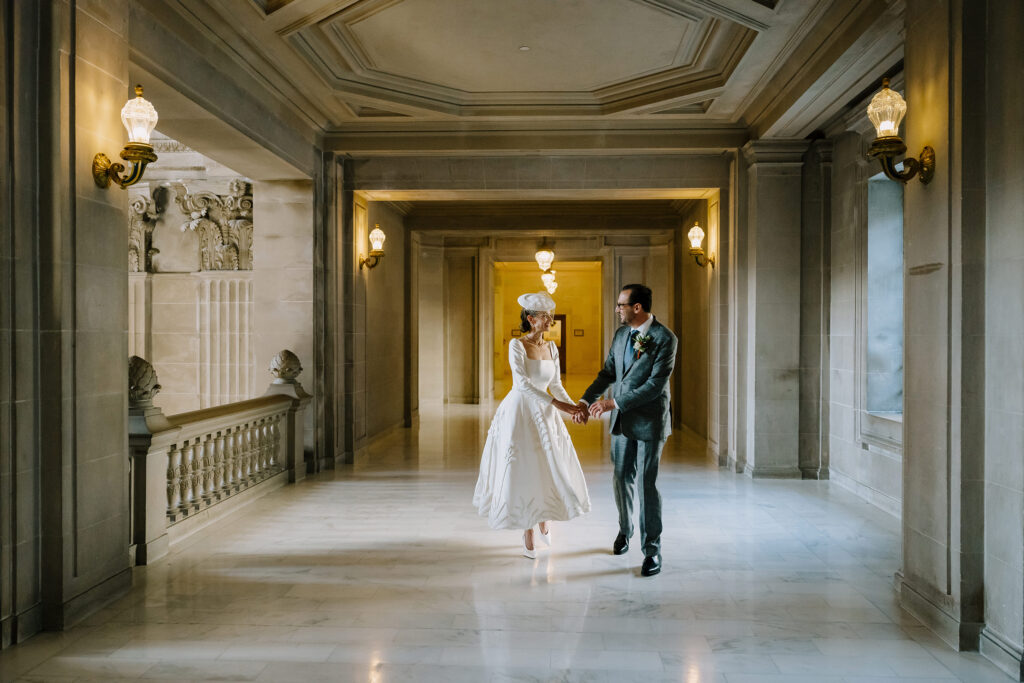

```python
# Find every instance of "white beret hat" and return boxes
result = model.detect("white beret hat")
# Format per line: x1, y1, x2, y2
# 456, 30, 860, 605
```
517, 291, 556, 311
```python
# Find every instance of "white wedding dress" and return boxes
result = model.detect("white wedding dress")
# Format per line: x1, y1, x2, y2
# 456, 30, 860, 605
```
474, 339, 591, 530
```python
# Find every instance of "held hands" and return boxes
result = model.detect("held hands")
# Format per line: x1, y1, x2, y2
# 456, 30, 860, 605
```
555, 399, 590, 424
588, 399, 616, 418
571, 401, 589, 425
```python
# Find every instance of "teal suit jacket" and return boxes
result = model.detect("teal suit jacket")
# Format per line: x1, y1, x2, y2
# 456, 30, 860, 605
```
582, 318, 677, 442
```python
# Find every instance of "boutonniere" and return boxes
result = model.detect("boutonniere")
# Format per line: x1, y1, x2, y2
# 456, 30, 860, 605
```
633, 334, 653, 359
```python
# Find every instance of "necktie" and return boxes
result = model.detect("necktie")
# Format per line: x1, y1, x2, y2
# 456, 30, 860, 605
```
624, 329, 638, 371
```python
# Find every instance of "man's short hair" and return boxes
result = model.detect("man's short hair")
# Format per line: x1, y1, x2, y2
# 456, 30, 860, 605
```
622, 284, 653, 312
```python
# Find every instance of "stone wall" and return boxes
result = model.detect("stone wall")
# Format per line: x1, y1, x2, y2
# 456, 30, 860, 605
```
1, 0, 324, 645
0, 0, 43, 647
897, 0, 986, 662
365, 202, 408, 438
678, 202, 710, 438
981, 0, 1024, 673
253, 180, 315, 453
827, 128, 903, 514
0, 0, 136, 643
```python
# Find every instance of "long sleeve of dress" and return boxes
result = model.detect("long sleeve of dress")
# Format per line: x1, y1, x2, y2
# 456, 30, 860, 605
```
547, 343, 573, 405
509, 340, 555, 405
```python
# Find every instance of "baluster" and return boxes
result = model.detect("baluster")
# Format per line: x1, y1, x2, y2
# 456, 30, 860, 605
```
190, 439, 206, 508
252, 419, 265, 480
166, 445, 182, 519
222, 426, 236, 493
213, 430, 226, 496
236, 425, 247, 485
178, 440, 195, 515
259, 418, 270, 476
202, 434, 216, 503
270, 413, 282, 471
241, 423, 254, 486
255, 420, 266, 479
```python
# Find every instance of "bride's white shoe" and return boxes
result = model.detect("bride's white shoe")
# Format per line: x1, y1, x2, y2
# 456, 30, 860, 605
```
539, 524, 552, 547
522, 531, 537, 559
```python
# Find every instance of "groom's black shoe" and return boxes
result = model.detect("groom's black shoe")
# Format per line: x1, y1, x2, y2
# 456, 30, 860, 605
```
612, 533, 629, 555
641, 553, 662, 577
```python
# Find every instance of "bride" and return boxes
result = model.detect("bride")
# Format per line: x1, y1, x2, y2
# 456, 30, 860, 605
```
473, 291, 591, 558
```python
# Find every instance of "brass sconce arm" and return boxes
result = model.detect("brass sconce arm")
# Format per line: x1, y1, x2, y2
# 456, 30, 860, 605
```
867, 137, 935, 185
93, 143, 158, 189
689, 248, 715, 269
360, 250, 385, 269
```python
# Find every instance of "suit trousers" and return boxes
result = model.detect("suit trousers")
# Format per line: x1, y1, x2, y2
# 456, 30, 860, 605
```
610, 433, 665, 556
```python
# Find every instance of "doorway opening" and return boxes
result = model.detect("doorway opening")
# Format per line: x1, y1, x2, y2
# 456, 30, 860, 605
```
492, 261, 603, 401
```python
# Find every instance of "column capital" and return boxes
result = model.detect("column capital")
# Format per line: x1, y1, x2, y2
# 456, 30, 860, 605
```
741, 139, 811, 165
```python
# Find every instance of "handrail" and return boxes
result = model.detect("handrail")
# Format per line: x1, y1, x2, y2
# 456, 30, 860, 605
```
127, 351, 311, 565
163, 396, 291, 525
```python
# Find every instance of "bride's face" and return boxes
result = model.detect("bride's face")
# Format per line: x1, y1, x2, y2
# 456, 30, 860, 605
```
529, 310, 553, 333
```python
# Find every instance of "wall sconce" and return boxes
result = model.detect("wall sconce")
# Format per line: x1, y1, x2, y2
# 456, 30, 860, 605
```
360, 224, 386, 269
687, 223, 715, 268
535, 239, 555, 271
866, 78, 935, 184
93, 85, 159, 189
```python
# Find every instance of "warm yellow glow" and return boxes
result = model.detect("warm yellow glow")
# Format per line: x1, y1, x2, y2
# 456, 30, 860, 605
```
120, 85, 158, 144
687, 223, 705, 250
866, 78, 907, 139
369, 225, 386, 251
493, 261, 602, 388
535, 247, 554, 271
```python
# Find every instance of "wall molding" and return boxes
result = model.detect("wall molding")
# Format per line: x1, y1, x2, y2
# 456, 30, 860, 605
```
899, 577, 982, 652
980, 627, 1024, 680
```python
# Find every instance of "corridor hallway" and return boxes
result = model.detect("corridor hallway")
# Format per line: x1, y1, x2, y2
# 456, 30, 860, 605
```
0, 406, 1011, 682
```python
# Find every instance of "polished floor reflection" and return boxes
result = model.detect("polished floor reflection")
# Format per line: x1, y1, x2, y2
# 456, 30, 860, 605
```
0, 401, 1012, 682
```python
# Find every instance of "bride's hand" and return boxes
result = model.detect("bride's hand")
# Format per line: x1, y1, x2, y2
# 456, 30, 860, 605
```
552, 399, 581, 417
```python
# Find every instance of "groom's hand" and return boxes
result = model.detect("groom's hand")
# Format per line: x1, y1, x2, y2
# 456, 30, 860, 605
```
589, 399, 615, 418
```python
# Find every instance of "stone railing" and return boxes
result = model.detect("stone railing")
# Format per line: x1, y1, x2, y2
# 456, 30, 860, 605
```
128, 350, 311, 565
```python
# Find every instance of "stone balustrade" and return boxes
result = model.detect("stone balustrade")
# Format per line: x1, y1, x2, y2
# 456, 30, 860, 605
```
127, 351, 311, 565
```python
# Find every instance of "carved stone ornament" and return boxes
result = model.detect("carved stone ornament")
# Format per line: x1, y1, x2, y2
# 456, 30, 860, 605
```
269, 350, 302, 383
128, 195, 160, 272
176, 181, 254, 271
129, 355, 162, 403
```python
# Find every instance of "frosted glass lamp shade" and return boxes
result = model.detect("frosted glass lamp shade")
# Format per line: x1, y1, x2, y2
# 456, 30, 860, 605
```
541, 270, 556, 287
545, 280, 558, 294
687, 224, 705, 251
866, 78, 906, 139
121, 85, 159, 144
369, 225, 386, 252
535, 248, 554, 271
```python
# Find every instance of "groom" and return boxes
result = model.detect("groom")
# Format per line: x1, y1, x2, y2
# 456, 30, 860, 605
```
578, 284, 677, 577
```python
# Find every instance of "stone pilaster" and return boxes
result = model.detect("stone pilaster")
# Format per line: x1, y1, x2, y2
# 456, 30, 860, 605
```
740, 140, 810, 478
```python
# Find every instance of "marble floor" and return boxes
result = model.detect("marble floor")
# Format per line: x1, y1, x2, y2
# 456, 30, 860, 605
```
0, 399, 1013, 682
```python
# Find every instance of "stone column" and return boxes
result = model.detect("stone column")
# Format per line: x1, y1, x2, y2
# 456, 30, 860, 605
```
980, 1, 1024, 676
897, 0, 987, 660
263, 351, 312, 483
337, 158, 356, 464
799, 141, 833, 479
740, 140, 809, 478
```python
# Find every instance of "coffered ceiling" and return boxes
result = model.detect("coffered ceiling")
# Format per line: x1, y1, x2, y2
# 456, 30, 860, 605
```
289, 0, 756, 117
149, 0, 904, 145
